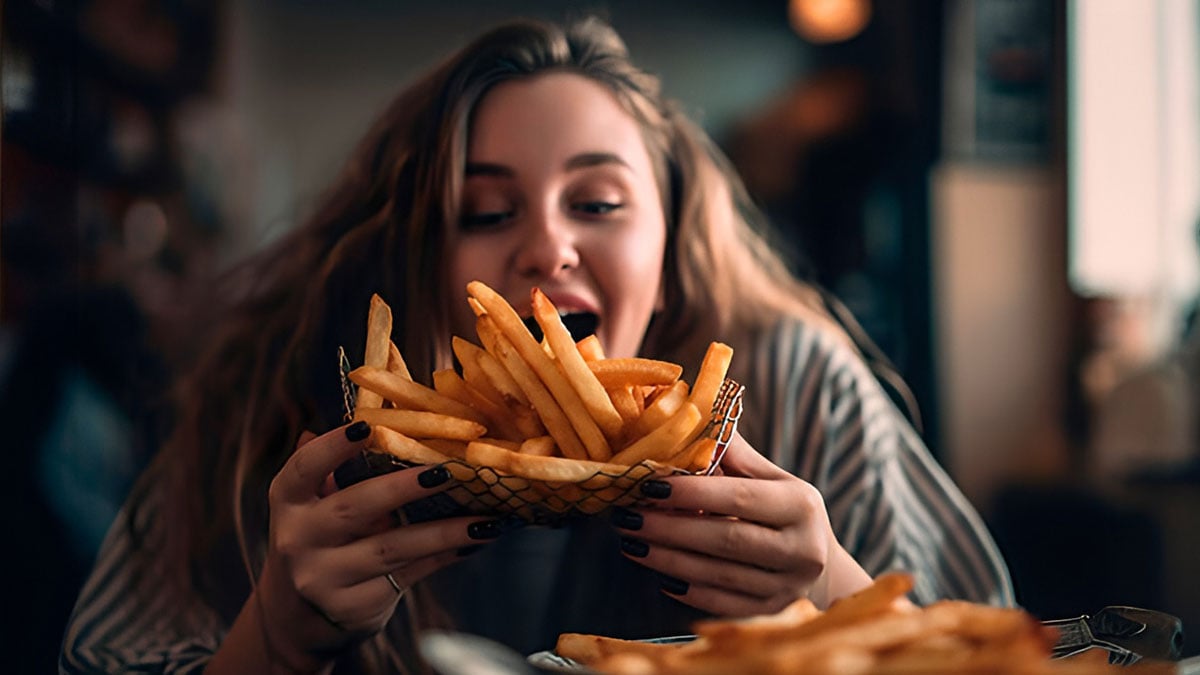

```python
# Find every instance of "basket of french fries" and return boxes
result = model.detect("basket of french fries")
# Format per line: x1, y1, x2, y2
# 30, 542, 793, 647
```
336, 281, 743, 523
539, 572, 1185, 674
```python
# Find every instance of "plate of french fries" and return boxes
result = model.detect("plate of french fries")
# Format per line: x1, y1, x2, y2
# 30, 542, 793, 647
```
534, 572, 1185, 674
340, 281, 743, 521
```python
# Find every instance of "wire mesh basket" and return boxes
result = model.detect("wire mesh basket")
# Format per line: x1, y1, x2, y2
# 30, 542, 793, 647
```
334, 347, 744, 524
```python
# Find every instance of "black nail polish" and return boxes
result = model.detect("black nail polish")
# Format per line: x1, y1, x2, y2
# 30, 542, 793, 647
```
456, 545, 484, 557
417, 466, 450, 488
610, 506, 643, 531
639, 480, 671, 499
345, 420, 371, 442
619, 536, 649, 558
659, 575, 690, 596
468, 520, 502, 540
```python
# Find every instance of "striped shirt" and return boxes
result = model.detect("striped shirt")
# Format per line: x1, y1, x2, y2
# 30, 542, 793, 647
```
60, 316, 1013, 672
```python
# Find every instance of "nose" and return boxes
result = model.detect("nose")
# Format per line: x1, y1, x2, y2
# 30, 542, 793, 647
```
512, 208, 579, 281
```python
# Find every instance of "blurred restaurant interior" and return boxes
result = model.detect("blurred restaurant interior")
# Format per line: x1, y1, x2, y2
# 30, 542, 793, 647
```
3, 0, 1199, 668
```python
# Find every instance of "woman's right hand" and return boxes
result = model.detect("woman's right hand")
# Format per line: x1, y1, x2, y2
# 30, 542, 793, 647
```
254, 421, 503, 670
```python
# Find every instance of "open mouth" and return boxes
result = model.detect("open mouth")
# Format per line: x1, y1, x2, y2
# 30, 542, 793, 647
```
522, 312, 599, 343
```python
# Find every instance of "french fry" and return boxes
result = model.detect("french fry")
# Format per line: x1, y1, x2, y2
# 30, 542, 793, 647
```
431, 368, 524, 441
589, 358, 684, 388
627, 380, 689, 442
519, 435, 556, 456
608, 402, 703, 466
387, 340, 412, 379
476, 313, 590, 460
532, 288, 624, 444
576, 334, 605, 361
349, 365, 487, 425
370, 426, 452, 465
670, 436, 717, 473
355, 408, 486, 441
355, 293, 392, 414
469, 281, 612, 462
608, 385, 642, 427
419, 438, 469, 460
688, 342, 733, 417
466, 440, 665, 484
453, 336, 527, 407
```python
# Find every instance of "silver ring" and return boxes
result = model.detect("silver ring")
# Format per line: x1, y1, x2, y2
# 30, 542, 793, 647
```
385, 572, 403, 595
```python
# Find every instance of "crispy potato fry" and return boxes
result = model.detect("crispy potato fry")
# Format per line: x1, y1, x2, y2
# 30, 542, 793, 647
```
608, 385, 642, 427
386, 340, 412, 380
418, 438, 469, 460
355, 408, 486, 441
355, 293, 392, 413
453, 336, 528, 407
627, 380, 689, 442
466, 440, 666, 484
608, 402, 703, 465
519, 435, 556, 456
469, 281, 612, 462
588, 358, 684, 388
576, 334, 605, 361
369, 426, 452, 465
532, 288, 624, 444
556, 634, 700, 666
431, 368, 524, 441
476, 315, 589, 460
350, 366, 487, 425
688, 341, 733, 417
670, 437, 717, 473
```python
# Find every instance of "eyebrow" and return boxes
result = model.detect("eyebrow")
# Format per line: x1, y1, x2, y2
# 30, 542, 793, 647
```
464, 152, 631, 178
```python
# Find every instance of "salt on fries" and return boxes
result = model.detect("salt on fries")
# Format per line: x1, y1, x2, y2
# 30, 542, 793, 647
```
556, 573, 1177, 674
347, 281, 734, 514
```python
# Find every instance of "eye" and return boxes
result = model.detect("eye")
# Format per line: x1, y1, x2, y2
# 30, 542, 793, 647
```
459, 210, 514, 231
573, 201, 623, 216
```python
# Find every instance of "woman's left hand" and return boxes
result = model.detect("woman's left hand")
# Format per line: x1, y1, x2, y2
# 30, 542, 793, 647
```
610, 433, 871, 617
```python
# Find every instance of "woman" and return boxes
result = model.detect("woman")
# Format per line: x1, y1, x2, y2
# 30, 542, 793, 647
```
61, 16, 1011, 674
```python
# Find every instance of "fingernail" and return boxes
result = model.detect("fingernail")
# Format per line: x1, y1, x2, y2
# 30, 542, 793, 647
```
610, 506, 643, 531
456, 545, 484, 557
417, 466, 450, 488
345, 420, 371, 442
639, 480, 671, 499
619, 536, 649, 558
659, 574, 689, 595
468, 520, 502, 540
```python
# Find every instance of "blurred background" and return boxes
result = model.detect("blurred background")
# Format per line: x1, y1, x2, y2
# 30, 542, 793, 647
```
3, 0, 1199, 668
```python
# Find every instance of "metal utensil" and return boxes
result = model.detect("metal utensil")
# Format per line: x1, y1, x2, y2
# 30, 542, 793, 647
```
419, 631, 538, 675
1045, 606, 1184, 664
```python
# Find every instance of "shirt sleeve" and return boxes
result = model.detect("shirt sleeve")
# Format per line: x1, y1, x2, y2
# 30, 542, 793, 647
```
60, 482, 225, 674
749, 319, 1015, 607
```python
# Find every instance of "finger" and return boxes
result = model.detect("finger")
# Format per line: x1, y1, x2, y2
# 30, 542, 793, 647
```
641, 473, 822, 529
620, 510, 804, 571
616, 537, 785, 598
717, 433, 792, 480
311, 464, 458, 542
275, 421, 373, 502
326, 515, 512, 585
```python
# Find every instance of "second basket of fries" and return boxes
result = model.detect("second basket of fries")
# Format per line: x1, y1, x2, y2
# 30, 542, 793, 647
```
338, 280, 744, 523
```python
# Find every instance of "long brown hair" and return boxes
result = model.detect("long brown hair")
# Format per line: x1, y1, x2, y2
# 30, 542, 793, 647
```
137, 16, 841, 673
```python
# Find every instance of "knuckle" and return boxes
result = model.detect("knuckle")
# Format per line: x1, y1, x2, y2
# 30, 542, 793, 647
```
731, 481, 755, 515
715, 521, 745, 558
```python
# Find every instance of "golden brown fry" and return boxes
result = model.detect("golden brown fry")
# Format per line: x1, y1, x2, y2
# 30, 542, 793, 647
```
369, 426, 452, 465
469, 281, 612, 462
519, 435, 557, 456
588, 358, 684, 388
608, 385, 642, 428
576, 334, 606, 361
355, 293, 392, 414
431, 368, 525, 441
608, 402, 703, 466
355, 408, 486, 441
476, 313, 589, 460
349, 365, 488, 425
418, 438, 469, 460
555, 633, 695, 666
627, 380, 689, 442
470, 325, 534, 408
688, 342, 733, 417
532, 288, 624, 445
670, 437, 717, 473
386, 340, 412, 380
466, 440, 666, 484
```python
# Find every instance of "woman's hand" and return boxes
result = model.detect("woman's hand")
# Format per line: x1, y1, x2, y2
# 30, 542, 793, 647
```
252, 421, 507, 671
609, 433, 871, 617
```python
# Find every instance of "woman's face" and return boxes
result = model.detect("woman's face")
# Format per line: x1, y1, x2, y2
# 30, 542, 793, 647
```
447, 72, 667, 359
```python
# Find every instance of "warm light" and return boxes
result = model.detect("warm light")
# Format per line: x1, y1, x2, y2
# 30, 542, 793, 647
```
789, 0, 871, 44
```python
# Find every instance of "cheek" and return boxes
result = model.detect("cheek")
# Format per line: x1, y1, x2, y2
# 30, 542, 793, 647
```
448, 241, 499, 336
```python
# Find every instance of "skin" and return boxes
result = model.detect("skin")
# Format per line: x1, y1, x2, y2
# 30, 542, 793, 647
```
448, 72, 668, 360
207, 72, 870, 672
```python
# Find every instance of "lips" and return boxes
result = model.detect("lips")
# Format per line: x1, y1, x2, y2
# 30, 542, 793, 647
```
521, 312, 599, 342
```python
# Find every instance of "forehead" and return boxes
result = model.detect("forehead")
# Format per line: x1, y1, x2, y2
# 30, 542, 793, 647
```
467, 72, 651, 165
